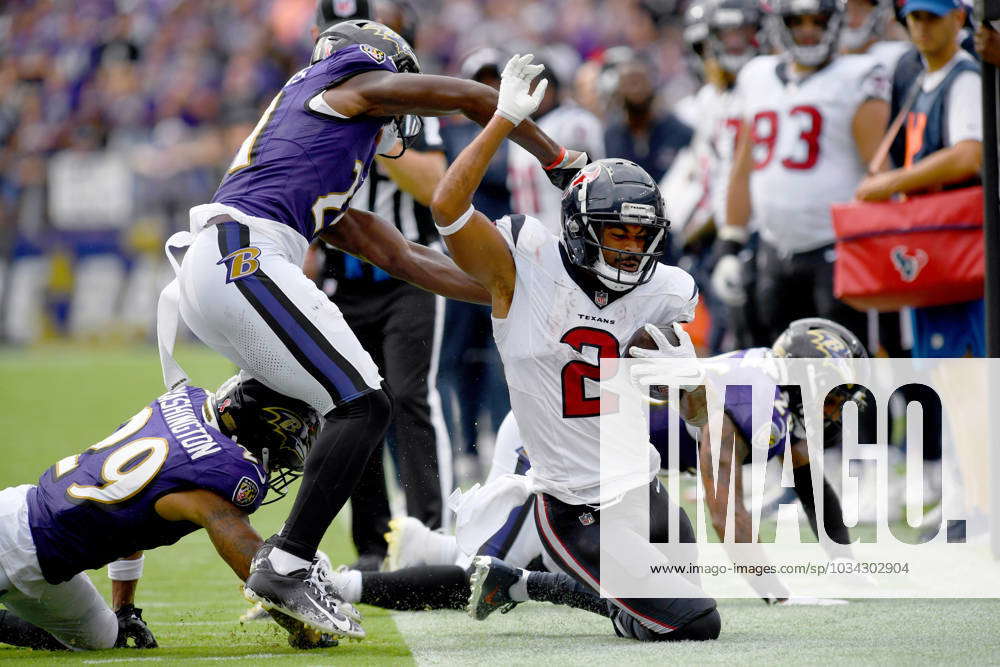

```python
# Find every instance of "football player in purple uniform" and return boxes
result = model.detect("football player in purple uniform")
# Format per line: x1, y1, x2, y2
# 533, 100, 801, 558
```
0, 377, 340, 651
156, 19, 587, 637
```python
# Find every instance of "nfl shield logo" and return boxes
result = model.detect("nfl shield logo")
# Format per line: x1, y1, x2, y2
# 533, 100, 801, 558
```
334, 0, 358, 16
595, 291, 608, 307
232, 476, 260, 507
579, 512, 595, 526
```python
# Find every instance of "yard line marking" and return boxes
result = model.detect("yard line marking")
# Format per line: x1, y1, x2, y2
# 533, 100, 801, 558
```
83, 654, 289, 664
154, 621, 237, 626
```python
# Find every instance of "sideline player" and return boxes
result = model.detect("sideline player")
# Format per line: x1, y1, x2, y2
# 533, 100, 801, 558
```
0, 378, 339, 650
429, 55, 719, 642
156, 20, 587, 636
714, 0, 889, 341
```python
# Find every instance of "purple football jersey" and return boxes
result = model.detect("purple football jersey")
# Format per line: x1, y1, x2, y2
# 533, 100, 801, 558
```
709, 348, 791, 459
648, 348, 790, 472
212, 44, 397, 239
27, 385, 267, 585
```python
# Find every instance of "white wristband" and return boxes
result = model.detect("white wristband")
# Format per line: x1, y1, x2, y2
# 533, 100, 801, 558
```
717, 224, 750, 244
436, 205, 476, 236
108, 555, 144, 581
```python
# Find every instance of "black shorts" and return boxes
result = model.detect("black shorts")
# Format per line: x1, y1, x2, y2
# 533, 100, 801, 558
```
534, 480, 716, 634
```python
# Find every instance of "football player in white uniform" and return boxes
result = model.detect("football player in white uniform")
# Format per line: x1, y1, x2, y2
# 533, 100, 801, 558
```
667, 0, 768, 349
714, 0, 890, 343
507, 62, 606, 235
428, 55, 720, 642
840, 0, 910, 74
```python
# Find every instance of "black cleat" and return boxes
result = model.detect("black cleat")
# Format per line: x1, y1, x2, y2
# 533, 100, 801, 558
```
467, 555, 522, 620
244, 545, 364, 639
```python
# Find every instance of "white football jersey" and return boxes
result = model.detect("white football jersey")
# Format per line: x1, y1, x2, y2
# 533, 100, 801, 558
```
507, 103, 606, 235
663, 84, 748, 232
736, 54, 889, 253
865, 40, 910, 78
693, 83, 746, 230
491, 215, 698, 505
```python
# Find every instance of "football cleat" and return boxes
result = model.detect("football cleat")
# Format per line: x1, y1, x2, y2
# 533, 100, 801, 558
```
311, 558, 362, 623
239, 602, 270, 623
384, 516, 431, 572
268, 608, 340, 649
244, 546, 365, 639
467, 555, 522, 620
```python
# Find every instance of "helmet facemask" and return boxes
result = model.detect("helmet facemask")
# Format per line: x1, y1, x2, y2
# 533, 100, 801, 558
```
839, 0, 890, 51
707, 5, 762, 75
560, 159, 670, 292
771, 318, 869, 445
566, 204, 668, 291
209, 377, 322, 506
768, 4, 844, 67
375, 113, 423, 159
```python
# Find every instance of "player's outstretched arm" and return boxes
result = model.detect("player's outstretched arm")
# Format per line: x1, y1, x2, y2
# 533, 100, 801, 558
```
320, 208, 491, 305
155, 490, 336, 648
698, 419, 791, 601
110, 552, 144, 611
323, 69, 578, 172
429, 55, 547, 316
155, 489, 262, 580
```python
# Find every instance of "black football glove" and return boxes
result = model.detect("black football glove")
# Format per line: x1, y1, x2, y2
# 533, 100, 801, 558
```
113, 604, 158, 649
543, 150, 590, 190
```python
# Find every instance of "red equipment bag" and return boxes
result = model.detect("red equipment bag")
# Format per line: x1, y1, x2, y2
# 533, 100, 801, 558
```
830, 186, 984, 311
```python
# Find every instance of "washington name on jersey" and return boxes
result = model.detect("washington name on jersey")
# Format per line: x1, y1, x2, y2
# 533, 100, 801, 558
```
491, 215, 698, 504
212, 44, 398, 239
736, 54, 889, 253
27, 385, 267, 584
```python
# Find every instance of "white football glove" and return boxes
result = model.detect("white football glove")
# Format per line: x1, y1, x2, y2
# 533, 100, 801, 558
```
496, 54, 548, 126
711, 254, 746, 307
628, 323, 704, 392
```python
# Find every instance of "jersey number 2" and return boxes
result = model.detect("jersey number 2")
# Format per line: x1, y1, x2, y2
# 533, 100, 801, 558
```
560, 327, 620, 418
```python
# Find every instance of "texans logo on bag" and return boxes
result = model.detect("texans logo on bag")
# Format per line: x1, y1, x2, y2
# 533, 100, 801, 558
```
890, 246, 928, 283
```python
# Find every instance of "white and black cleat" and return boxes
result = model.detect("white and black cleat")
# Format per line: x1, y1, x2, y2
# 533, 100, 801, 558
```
466, 555, 521, 621
244, 547, 365, 640
383, 516, 428, 572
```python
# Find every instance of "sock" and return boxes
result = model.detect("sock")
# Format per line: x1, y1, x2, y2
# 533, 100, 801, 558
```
360, 565, 470, 611
274, 389, 393, 560
268, 547, 311, 576
526, 571, 610, 617
508, 570, 529, 602
340, 569, 363, 604
431, 532, 462, 566
0, 610, 68, 650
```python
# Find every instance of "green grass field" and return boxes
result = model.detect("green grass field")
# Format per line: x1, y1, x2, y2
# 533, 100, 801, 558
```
2, 344, 1000, 664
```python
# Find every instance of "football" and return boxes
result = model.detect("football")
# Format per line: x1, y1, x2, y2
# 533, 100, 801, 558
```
623, 323, 681, 357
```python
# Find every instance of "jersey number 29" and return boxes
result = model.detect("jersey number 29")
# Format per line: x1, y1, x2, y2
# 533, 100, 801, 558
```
53, 407, 168, 504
